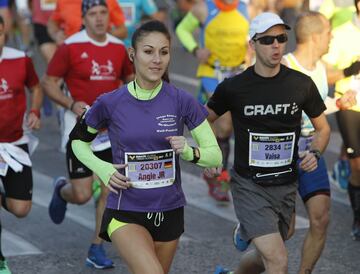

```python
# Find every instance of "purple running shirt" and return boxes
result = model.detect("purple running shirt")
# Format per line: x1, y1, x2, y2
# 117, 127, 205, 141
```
85, 81, 208, 212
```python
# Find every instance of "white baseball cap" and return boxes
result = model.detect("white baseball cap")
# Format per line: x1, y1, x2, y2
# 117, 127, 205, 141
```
249, 12, 290, 40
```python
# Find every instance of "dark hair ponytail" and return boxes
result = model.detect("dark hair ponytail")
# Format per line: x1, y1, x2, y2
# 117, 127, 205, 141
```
132, 20, 171, 82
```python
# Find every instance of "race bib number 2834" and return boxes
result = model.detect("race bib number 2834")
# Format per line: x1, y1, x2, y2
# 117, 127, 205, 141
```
249, 132, 295, 168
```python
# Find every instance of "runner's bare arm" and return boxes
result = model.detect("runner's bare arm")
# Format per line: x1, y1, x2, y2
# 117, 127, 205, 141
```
27, 84, 43, 130
324, 60, 360, 86
191, 0, 208, 23
175, 0, 209, 59
29, 83, 43, 114
299, 113, 330, 172
47, 18, 65, 46
310, 113, 330, 154
206, 105, 220, 123
41, 75, 77, 113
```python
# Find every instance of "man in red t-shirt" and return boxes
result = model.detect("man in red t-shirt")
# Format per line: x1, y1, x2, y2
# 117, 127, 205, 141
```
0, 14, 42, 273
42, 0, 133, 269
47, 0, 127, 45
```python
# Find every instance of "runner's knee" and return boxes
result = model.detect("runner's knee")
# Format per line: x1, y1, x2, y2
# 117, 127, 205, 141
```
256, 238, 288, 269
72, 190, 91, 204
263, 249, 288, 271
310, 210, 329, 234
68, 177, 93, 203
7, 201, 31, 218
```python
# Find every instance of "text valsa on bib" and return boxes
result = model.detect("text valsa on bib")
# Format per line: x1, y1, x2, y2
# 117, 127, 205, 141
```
125, 149, 175, 189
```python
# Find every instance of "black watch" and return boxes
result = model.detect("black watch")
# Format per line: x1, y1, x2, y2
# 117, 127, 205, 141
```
309, 149, 321, 161
191, 147, 200, 163
192, 46, 199, 56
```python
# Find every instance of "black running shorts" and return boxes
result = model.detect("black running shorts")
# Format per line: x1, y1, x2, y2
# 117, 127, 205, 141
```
33, 23, 54, 46
66, 141, 113, 179
100, 207, 184, 242
1, 144, 33, 200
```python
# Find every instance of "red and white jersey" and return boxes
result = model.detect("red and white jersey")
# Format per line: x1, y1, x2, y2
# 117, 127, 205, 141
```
47, 30, 133, 106
0, 47, 39, 143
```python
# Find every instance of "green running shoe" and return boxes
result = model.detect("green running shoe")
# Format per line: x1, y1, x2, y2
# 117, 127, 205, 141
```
0, 260, 11, 274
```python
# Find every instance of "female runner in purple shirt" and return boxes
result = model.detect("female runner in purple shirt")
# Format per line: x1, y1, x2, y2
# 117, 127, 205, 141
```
70, 20, 222, 273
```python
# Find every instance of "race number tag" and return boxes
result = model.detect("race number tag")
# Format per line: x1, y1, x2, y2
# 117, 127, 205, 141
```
125, 149, 175, 189
249, 132, 295, 167
298, 135, 313, 155
90, 131, 111, 152
0, 156, 8, 176
40, 0, 56, 11
121, 2, 136, 26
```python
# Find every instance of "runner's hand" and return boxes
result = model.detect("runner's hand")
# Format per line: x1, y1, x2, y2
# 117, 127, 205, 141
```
27, 112, 40, 130
166, 136, 187, 154
107, 164, 131, 194
204, 167, 222, 178
299, 151, 318, 172
195, 48, 211, 64
338, 90, 357, 109
71, 101, 88, 117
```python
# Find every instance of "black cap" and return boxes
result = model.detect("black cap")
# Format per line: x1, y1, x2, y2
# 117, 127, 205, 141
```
82, 0, 107, 17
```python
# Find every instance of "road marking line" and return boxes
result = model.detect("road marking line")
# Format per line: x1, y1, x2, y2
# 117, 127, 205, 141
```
170, 73, 199, 87
3, 229, 42, 257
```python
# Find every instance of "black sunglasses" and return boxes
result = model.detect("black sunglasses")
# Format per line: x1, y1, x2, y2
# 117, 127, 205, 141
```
253, 34, 288, 45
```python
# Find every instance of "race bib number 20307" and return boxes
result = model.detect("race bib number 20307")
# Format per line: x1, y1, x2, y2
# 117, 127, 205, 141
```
125, 149, 175, 189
